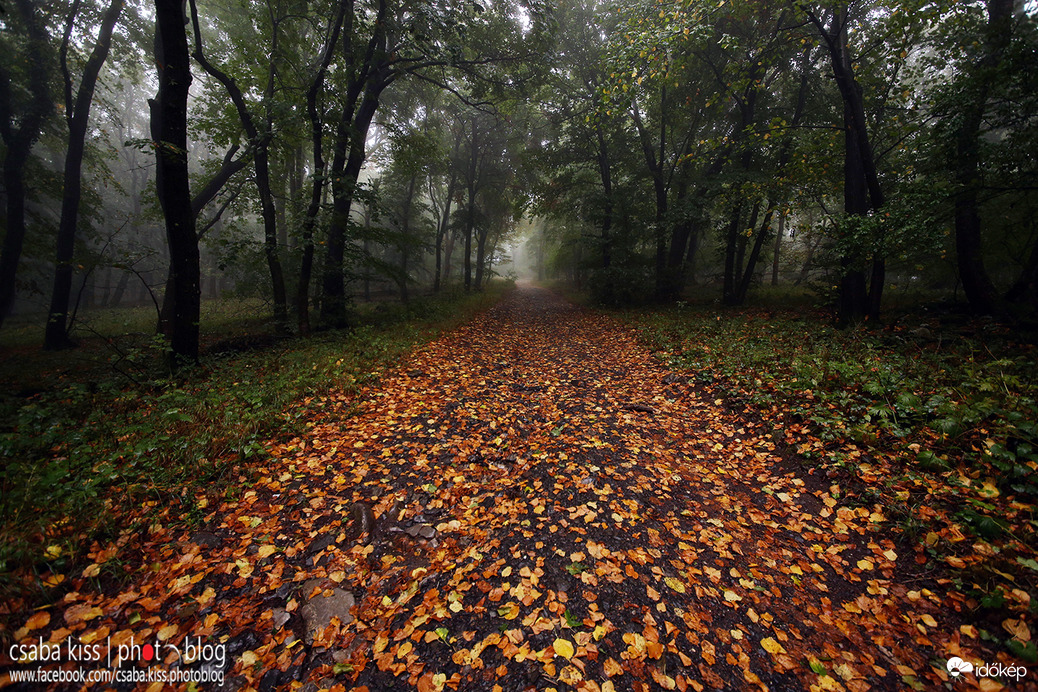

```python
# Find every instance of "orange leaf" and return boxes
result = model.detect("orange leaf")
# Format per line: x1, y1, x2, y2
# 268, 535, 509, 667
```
25, 611, 50, 631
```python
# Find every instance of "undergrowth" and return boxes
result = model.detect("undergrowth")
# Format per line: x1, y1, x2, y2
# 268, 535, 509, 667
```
0, 287, 504, 605
631, 305, 1037, 505
625, 303, 1038, 661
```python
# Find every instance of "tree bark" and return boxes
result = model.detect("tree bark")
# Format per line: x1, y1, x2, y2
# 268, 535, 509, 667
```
431, 163, 457, 294
45, 0, 124, 350
462, 116, 481, 293
595, 124, 613, 269
320, 0, 388, 328
152, 0, 199, 366
321, 85, 382, 327
296, 0, 348, 335
807, 7, 885, 325
630, 92, 668, 300
771, 212, 784, 285
735, 201, 776, 304
0, 0, 53, 328
953, 0, 1014, 314
188, 0, 287, 332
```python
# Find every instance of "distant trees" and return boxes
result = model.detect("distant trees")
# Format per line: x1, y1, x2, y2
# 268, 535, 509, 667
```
0, 0, 544, 361
932, 0, 1038, 314
44, 0, 124, 350
535, 0, 1037, 321
1, 0, 1034, 356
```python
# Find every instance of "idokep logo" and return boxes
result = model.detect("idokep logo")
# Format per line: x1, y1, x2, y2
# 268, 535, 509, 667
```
946, 657, 974, 677
947, 656, 1029, 683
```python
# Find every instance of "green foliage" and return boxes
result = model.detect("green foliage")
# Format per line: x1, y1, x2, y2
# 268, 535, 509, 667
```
628, 304, 1038, 507
587, 263, 652, 307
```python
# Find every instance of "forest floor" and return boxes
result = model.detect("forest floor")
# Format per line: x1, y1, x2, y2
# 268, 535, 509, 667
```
2, 284, 1035, 691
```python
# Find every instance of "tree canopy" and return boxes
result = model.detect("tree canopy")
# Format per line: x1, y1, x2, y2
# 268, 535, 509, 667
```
0, 0, 1035, 357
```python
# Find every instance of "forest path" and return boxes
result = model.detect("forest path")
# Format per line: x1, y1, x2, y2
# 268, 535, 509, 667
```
5, 285, 990, 691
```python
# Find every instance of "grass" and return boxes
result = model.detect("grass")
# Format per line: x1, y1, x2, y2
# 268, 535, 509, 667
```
0, 285, 507, 609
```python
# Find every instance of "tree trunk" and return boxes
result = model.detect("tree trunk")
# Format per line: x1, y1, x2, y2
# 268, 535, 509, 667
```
463, 203, 474, 292
630, 93, 668, 300
255, 147, 289, 331
808, 7, 885, 325
295, 5, 346, 335
398, 173, 417, 302
152, 0, 199, 366
0, 0, 53, 328
432, 176, 455, 293
443, 231, 456, 284
953, 0, 1014, 314
319, 0, 388, 328
321, 86, 381, 327
110, 269, 130, 307
722, 202, 743, 306
771, 212, 784, 285
188, 0, 287, 332
45, 0, 124, 350
474, 228, 488, 291
595, 124, 613, 269
735, 202, 776, 305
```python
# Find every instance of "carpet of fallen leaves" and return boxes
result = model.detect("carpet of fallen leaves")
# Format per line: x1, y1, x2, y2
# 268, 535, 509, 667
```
3, 285, 1034, 691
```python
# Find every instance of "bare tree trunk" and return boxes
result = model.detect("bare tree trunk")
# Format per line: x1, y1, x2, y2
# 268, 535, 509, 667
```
0, 0, 53, 329
953, 0, 1014, 314
45, 0, 123, 350
807, 7, 885, 325
188, 0, 287, 332
296, 3, 347, 335
152, 0, 199, 366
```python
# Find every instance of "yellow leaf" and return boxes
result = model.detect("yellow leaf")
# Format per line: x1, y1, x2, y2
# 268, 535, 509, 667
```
65, 604, 103, 624
235, 559, 254, 578
157, 623, 178, 641
833, 663, 856, 681
43, 573, 65, 588
761, 637, 786, 655
979, 481, 1000, 498
553, 638, 575, 659
723, 590, 742, 602
664, 577, 685, 593
498, 602, 520, 620
257, 545, 277, 559
81, 626, 109, 644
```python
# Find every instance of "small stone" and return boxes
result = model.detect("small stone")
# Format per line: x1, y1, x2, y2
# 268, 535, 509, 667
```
272, 607, 291, 629
188, 531, 222, 548
300, 580, 355, 644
